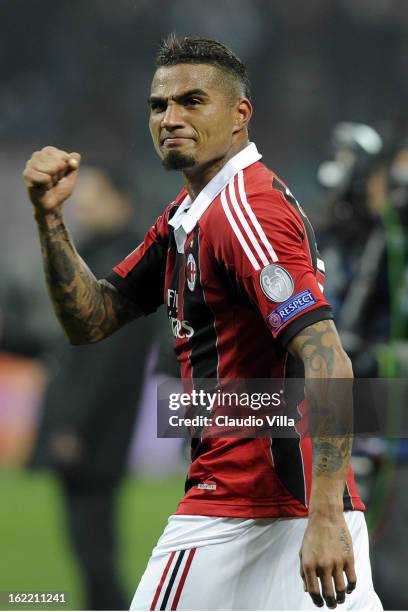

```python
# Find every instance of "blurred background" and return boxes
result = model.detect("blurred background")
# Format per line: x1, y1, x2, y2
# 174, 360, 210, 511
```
1, 0, 408, 610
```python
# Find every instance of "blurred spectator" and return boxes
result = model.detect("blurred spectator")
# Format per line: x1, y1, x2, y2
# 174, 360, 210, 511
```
316, 122, 408, 609
28, 167, 154, 610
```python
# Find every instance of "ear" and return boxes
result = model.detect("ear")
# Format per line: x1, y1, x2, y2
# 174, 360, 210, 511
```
232, 98, 253, 135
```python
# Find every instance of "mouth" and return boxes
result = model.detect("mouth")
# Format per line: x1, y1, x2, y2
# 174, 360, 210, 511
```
161, 136, 194, 147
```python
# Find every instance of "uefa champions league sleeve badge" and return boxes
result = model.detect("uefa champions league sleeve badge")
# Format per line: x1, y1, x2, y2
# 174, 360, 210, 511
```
260, 264, 294, 302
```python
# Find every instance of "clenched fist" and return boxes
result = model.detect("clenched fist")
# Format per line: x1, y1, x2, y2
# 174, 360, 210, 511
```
23, 146, 81, 214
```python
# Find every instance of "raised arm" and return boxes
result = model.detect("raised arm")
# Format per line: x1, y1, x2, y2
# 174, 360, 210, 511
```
23, 146, 141, 345
288, 319, 356, 609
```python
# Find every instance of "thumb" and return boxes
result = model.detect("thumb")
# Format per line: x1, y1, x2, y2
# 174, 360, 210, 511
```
67, 152, 81, 171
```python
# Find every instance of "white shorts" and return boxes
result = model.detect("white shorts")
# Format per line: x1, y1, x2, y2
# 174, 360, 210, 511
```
130, 511, 382, 611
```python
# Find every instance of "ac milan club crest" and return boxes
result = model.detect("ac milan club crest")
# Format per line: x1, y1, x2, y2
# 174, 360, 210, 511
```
186, 253, 197, 292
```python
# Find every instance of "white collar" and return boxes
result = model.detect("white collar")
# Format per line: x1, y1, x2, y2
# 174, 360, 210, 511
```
168, 142, 262, 252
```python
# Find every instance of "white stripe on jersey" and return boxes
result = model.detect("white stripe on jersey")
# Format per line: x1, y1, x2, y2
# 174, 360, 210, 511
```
317, 257, 325, 272
221, 189, 261, 270
228, 179, 270, 267
237, 170, 279, 263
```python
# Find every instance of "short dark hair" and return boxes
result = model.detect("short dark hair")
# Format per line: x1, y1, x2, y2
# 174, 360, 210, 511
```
156, 34, 252, 101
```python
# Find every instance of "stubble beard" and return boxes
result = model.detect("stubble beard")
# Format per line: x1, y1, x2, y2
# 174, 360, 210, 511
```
162, 150, 196, 171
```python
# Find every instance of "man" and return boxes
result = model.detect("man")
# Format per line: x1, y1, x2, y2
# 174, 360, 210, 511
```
23, 36, 381, 611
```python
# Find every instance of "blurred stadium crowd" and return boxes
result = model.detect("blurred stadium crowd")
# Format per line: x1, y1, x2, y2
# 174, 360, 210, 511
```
1, 0, 408, 610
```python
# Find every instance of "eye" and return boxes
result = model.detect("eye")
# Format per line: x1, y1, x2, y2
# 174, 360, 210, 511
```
150, 101, 166, 112
185, 98, 202, 107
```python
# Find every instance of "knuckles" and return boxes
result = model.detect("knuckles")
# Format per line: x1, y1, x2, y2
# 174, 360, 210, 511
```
317, 561, 334, 572
26, 150, 69, 176
42, 145, 61, 153
302, 559, 344, 574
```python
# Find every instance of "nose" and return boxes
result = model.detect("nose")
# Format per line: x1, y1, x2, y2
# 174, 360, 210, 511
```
161, 102, 185, 130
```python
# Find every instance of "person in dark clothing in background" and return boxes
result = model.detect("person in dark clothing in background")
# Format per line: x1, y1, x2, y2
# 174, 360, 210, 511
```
316, 123, 408, 610
29, 166, 154, 610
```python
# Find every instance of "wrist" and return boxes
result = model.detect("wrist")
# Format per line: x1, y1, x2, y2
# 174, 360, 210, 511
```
309, 498, 344, 520
34, 207, 64, 228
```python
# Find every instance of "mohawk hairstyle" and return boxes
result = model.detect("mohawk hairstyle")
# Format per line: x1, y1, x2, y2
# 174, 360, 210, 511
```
156, 34, 252, 101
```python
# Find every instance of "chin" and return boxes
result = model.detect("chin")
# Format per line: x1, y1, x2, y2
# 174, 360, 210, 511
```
162, 150, 196, 171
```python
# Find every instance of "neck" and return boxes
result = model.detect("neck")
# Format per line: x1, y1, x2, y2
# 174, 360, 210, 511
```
183, 139, 249, 200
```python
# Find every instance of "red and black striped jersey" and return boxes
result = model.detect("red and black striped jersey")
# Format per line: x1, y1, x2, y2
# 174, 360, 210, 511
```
107, 143, 364, 518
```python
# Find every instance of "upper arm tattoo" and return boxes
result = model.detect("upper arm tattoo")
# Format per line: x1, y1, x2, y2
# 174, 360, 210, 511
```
287, 319, 344, 377
99, 279, 142, 332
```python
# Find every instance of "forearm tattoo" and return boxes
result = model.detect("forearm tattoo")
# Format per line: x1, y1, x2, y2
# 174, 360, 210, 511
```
290, 320, 353, 479
38, 219, 139, 343
339, 527, 352, 554
312, 437, 352, 477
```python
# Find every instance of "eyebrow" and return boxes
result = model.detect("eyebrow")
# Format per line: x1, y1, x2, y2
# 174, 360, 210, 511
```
148, 88, 209, 105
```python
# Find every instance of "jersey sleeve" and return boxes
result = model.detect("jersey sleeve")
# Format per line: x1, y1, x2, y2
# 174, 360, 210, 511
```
105, 204, 173, 315
218, 183, 333, 349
